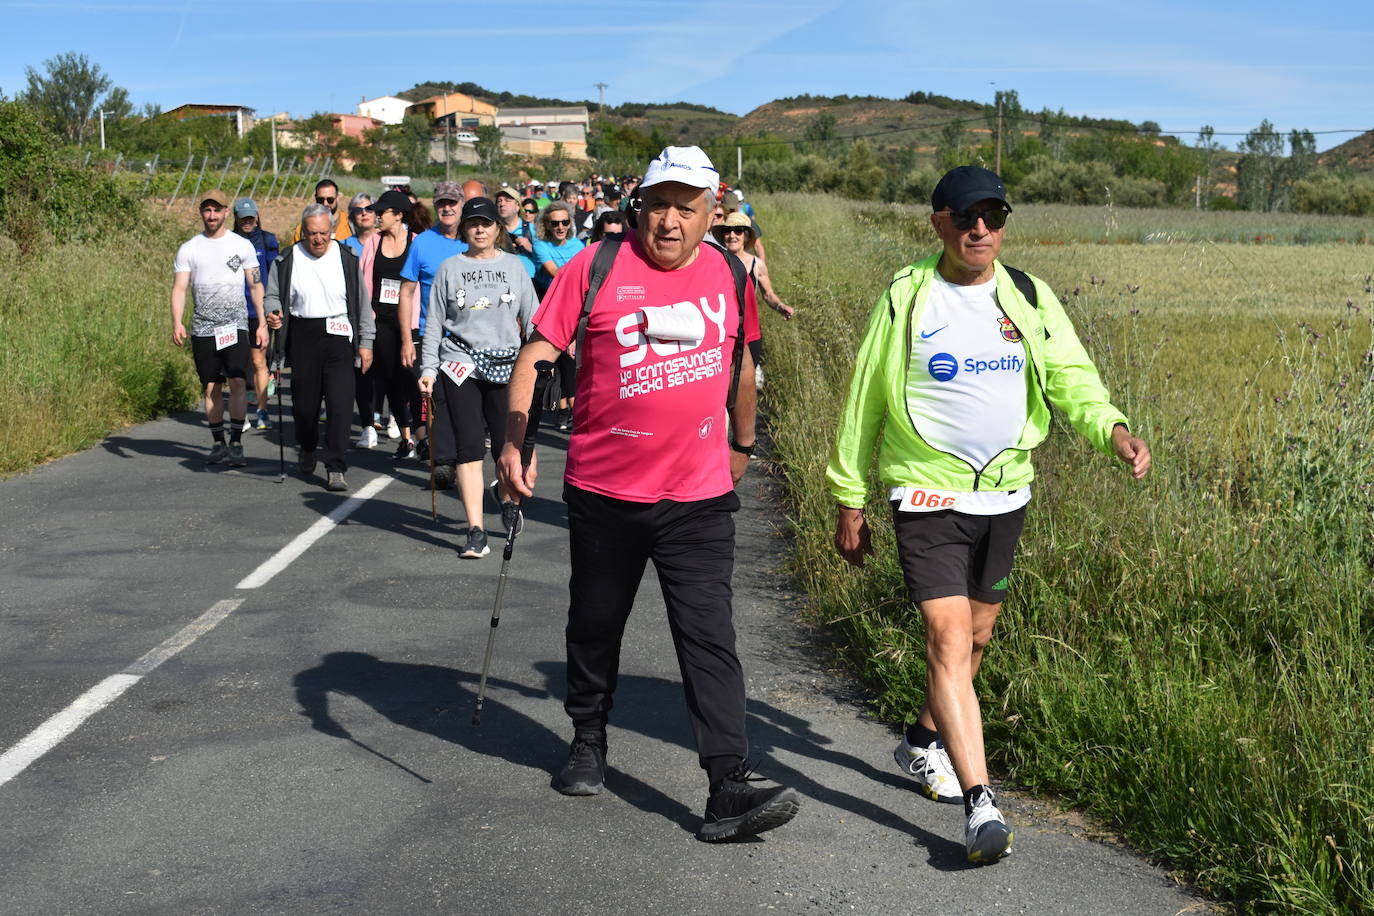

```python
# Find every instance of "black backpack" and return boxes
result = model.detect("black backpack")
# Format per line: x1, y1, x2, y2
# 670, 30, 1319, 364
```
573, 234, 751, 410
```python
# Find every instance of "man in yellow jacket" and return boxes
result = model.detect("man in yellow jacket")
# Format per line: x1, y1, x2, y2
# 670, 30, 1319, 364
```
288, 178, 353, 246
827, 165, 1151, 865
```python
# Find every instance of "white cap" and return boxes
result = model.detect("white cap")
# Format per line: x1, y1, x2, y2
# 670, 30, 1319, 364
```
640, 145, 720, 198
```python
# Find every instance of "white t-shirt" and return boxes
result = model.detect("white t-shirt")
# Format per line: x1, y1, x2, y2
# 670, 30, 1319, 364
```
172, 231, 260, 336
288, 242, 347, 318
905, 272, 1032, 512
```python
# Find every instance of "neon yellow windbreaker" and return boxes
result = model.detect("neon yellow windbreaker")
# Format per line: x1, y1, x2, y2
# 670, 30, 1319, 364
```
826, 254, 1128, 508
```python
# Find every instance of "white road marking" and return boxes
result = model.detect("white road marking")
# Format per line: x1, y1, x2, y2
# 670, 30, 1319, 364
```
236, 475, 392, 589
0, 472, 394, 789
0, 599, 243, 787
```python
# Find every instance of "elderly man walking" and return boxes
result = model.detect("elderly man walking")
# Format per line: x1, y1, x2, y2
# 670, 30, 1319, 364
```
500, 146, 800, 843
827, 165, 1151, 864
265, 204, 374, 492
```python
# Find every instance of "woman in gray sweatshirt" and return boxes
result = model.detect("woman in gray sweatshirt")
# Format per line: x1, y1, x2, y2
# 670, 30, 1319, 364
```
419, 197, 539, 559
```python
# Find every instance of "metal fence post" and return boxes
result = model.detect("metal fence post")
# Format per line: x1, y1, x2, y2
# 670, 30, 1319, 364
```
233, 156, 255, 199
167, 156, 194, 209
248, 156, 268, 199
217, 156, 233, 192
111, 152, 123, 175
274, 158, 297, 201
189, 154, 209, 206
142, 153, 160, 196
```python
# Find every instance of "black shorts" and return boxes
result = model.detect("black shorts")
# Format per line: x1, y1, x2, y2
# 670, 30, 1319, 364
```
191, 331, 250, 385
890, 504, 1027, 605
248, 316, 265, 350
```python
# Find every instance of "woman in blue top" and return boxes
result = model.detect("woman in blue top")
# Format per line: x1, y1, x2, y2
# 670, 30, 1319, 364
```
531, 202, 584, 299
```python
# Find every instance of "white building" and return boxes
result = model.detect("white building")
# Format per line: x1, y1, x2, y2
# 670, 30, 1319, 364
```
496, 107, 590, 159
357, 95, 412, 125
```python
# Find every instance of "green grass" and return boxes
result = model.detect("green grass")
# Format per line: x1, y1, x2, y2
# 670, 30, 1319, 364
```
755, 192, 1374, 913
0, 215, 200, 473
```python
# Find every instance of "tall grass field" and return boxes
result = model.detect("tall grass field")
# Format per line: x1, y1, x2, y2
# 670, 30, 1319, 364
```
756, 194, 1373, 913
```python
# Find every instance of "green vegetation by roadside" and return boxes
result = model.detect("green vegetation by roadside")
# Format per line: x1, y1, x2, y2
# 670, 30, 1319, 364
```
757, 192, 1373, 913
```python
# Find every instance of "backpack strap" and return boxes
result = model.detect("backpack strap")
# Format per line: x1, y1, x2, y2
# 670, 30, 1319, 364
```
572, 234, 625, 378
716, 245, 749, 412
1002, 263, 1050, 339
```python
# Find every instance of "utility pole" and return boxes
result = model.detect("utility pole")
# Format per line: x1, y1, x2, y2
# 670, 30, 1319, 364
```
995, 92, 1004, 175
270, 114, 278, 174
737, 145, 743, 182
594, 82, 607, 121
442, 94, 450, 181
99, 109, 106, 150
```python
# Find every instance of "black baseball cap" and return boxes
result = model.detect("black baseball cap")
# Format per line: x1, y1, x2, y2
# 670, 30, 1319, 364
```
368, 189, 413, 214
460, 197, 499, 223
931, 166, 1012, 213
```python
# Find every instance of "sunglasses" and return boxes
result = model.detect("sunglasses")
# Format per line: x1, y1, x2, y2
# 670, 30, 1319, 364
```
549, 219, 571, 227
946, 206, 1009, 231
721, 227, 748, 235
522, 208, 538, 215
315, 196, 337, 205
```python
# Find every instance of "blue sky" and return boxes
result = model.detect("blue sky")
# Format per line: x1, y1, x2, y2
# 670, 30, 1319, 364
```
3, 0, 1370, 151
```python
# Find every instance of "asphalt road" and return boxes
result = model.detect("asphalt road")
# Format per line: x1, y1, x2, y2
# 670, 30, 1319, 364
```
0, 391, 1213, 915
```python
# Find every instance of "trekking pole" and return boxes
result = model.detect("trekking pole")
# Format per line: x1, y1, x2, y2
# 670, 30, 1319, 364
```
423, 392, 438, 522
271, 329, 285, 482
472, 360, 554, 726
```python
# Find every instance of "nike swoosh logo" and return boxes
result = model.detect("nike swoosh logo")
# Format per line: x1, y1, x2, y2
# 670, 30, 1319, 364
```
920, 326, 948, 339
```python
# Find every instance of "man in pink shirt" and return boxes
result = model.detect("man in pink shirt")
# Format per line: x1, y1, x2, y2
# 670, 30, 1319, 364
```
499, 146, 800, 843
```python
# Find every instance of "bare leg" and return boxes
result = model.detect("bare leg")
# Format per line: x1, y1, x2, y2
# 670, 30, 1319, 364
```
250, 347, 269, 409
457, 459, 485, 530
227, 377, 248, 422
916, 596, 1002, 791
204, 381, 224, 424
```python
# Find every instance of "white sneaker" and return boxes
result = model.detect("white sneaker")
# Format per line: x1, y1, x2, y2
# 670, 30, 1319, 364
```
355, 426, 377, 448
965, 786, 1013, 864
385, 415, 400, 439
894, 735, 961, 804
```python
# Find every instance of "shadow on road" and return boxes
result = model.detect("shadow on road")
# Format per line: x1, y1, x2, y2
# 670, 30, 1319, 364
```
291, 652, 964, 863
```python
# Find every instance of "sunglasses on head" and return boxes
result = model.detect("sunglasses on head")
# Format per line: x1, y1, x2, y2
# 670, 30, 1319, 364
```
946, 206, 1008, 231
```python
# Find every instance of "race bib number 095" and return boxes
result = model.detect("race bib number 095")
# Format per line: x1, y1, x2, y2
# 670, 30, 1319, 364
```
214, 324, 238, 350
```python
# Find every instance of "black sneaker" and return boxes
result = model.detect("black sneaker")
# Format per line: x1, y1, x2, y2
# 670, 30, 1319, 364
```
206, 442, 229, 464
697, 761, 801, 843
433, 463, 456, 490
394, 438, 417, 460
299, 450, 316, 475
557, 731, 607, 796
460, 526, 490, 558
415, 438, 429, 462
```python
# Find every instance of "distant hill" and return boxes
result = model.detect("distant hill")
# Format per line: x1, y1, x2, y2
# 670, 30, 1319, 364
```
1319, 130, 1374, 171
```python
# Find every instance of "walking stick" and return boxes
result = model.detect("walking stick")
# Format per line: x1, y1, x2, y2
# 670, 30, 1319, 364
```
270, 329, 285, 482
472, 360, 554, 726
423, 392, 437, 522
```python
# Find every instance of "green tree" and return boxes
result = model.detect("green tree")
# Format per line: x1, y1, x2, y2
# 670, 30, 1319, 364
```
1236, 119, 1284, 211
544, 141, 569, 182
936, 119, 966, 171
802, 112, 838, 156
22, 51, 125, 146
1195, 125, 1221, 208
475, 123, 505, 171
993, 89, 1024, 161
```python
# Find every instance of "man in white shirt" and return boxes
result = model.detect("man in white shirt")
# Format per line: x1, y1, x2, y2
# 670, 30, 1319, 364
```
170, 189, 267, 467
265, 204, 374, 492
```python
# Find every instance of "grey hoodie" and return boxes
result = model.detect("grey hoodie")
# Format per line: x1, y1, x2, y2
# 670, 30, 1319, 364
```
421, 251, 538, 382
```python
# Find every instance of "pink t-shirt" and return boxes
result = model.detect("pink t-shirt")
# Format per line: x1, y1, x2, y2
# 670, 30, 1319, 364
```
533, 235, 760, 503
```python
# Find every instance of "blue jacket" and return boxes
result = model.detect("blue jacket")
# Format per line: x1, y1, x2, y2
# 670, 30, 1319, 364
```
238, 226, 279, 317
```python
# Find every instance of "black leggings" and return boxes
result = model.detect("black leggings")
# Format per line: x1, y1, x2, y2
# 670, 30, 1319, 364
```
430, 372, 507, 465
372, 315, 413, 429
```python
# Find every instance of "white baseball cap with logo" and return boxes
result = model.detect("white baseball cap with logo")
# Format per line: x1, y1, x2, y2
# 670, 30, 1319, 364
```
640, 146, 720, 198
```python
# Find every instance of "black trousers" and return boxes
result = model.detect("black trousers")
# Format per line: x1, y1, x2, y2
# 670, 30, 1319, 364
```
372, 315, 413, 429
288, 317, 355, 472
431, 372, 506, 465
563, 483, 747, 769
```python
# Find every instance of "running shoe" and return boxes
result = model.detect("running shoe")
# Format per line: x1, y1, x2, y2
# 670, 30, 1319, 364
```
460, 527, 490, 559
254, 408, 271, 430
355, 426, 378, 448
385, 415, 400, 439
697, 761, 801, 843
894, 735, 961, 804
241, 417, 253, 433
326, 471, 348, 492
394, 438, 417, 460
266, 374, 276, 398
557, 730, 607, 796
206, 442, 229, 464
965, 786, 1013, 864
227, 442, 247, 467
416, 438, 430, 462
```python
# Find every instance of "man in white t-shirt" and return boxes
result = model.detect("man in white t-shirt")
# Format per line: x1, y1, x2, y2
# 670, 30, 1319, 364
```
171, 189, 267, 466
264, 204, 374, 492
827, 166, 1152, 865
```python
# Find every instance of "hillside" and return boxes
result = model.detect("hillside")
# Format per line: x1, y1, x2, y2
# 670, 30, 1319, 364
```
733, 97, 988, 151
1318, 129, 1374, 171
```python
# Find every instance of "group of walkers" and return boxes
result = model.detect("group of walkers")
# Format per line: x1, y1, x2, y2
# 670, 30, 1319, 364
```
169, 148, 1150, 861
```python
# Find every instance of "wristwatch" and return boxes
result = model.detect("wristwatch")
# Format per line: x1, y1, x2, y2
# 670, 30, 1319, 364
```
729, 439, 756, 457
